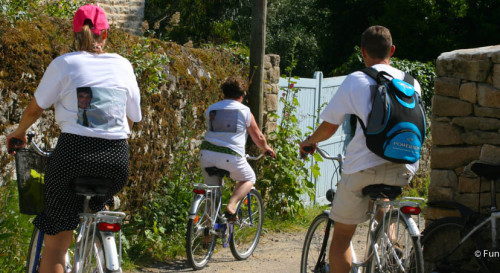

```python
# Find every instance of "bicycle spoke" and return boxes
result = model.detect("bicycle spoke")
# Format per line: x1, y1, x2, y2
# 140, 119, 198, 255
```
368, 211, 421, 273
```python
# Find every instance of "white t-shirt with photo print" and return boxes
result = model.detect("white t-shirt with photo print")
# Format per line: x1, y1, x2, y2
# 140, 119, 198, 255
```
34, 51, 141, 139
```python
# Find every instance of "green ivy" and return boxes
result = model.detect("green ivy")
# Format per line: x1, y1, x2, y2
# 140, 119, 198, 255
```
0, 0, 83, 23
127, 39, 170, 94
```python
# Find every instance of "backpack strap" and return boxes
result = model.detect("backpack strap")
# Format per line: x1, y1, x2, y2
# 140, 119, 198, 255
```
354, 67, 380, 134
403, 72, 415, 86
360, 67, 379, 82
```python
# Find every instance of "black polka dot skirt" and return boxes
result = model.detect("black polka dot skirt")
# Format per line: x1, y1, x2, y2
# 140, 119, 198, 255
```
33, 133, 129, 235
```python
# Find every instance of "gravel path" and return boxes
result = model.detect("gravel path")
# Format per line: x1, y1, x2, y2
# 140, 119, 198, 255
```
125, 230, 306, 273
124, 217, 423, 273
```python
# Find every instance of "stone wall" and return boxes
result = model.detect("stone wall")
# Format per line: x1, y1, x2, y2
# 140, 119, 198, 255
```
97, 0, 145, 35
426, 45, 500, 221
263, 54, 280, 134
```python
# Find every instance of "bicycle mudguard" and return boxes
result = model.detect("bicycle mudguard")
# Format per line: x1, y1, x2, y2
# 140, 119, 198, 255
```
189, 195, 205, 219
100, 231, 121, 271
400, 211, 420, 237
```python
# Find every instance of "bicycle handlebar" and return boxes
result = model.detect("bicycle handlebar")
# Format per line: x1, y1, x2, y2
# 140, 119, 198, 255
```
9, 131, 51, 157
304, 146, 343, 171
246, 150, 274, 161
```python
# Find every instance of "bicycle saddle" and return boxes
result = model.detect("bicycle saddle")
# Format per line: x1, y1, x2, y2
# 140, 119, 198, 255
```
205, 167, 229, 178
70, 176, 114, 196
471, 162, 500, 180
362, 184, 402, 200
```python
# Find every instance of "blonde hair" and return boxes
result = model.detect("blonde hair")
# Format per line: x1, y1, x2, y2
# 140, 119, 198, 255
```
73, 24, 106, 53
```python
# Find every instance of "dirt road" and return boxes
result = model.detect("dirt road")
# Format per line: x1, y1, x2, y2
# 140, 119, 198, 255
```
125, 218, 420, 273
125, 230, 306, 273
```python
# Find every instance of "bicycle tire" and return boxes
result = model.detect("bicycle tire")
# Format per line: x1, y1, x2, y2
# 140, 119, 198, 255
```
421, 217, 486, 273
186, 196, 217, 270
367, 210, 423, 273
26, 227, 72, 273
300, 212, 332, 273
230, 188, 264, 260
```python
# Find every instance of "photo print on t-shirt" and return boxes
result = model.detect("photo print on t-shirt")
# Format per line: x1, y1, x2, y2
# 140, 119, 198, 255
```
209, 109, 238, 133
76, 87, 127, 130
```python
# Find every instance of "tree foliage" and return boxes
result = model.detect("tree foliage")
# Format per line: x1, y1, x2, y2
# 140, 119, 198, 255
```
144, 0, 500, 77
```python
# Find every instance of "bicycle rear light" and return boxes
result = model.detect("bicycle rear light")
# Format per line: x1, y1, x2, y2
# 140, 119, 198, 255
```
98, 222, 121, 232
400, 206, 421, 215
193, 189, 205, 194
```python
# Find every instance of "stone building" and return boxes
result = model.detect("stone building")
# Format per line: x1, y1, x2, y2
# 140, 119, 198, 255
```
96, 0, 145, 34
426, 45, 500, 221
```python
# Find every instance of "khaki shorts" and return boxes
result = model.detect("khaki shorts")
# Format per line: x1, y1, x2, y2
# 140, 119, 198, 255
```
329, 162, 413, 225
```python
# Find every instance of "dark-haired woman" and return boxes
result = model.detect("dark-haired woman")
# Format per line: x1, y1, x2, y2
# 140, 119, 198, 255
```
200, 76, 276, 220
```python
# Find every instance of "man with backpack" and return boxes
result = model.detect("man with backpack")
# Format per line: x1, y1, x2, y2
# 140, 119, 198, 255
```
299, 25, 425, 273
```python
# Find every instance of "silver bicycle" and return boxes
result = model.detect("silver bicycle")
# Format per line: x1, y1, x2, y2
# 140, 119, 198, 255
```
300, 147, 425, 273
185, 153, 267, 270
13, 132, 126, 273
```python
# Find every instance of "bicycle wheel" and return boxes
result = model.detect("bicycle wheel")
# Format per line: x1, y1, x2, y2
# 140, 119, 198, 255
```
186, 196, 217, 270
26, 227, 72, 273
300, 213, 333, 273
230, 189, 264, 260
421, 217, 480, 273
367, 210, 423, 273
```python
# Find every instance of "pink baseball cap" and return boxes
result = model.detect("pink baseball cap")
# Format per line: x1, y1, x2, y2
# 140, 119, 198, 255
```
73, 4, 109, 35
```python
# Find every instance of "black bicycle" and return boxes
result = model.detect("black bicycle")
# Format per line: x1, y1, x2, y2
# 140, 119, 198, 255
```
422, 161, 500, 273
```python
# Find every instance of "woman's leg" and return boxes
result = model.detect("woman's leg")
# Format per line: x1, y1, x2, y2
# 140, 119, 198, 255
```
39, 230, 73, 273
226, 180, 253, 214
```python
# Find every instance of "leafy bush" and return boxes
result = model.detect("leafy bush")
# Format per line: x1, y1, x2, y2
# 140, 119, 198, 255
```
0, 0, 82, 23
256, 45, 315, 218
123, 126, 200, 261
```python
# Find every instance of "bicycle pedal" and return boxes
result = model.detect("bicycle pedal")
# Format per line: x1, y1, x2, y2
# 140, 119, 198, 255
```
217, 216, 227, 224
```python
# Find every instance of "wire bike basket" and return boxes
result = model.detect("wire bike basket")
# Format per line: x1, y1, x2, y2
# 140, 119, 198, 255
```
14, 148, 49, 215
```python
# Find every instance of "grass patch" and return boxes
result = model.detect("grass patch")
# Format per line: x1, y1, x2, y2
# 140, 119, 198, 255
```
263, 205, 329, 233
0, 177, 36, 272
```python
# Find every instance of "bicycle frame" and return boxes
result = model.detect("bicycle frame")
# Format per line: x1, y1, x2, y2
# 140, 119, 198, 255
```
365, 197, 424, 270
188, 179, 255, 246
453, 211, 500, 254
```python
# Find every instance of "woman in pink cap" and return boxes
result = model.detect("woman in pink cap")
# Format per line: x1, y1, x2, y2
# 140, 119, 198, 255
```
6, 4, 141, 272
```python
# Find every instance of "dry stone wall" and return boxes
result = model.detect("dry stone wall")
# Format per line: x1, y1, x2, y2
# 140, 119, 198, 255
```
426, 45, 500, 221
263, 54, 280, 134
